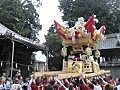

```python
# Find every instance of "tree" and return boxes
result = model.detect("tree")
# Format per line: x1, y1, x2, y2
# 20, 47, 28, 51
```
59, 0, 120, 34
0, 0, 42, 40
106, 0, 120, 33
43, 25, 63, 71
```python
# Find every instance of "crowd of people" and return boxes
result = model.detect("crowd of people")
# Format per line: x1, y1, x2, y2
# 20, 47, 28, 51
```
0, 73, 120, 90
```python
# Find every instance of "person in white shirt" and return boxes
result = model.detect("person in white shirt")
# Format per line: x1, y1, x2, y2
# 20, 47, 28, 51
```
94, 84, 102, 90
27, 75, 35, 90
115, 85, 120, 90
0, 83, 4, 90
4, 78, 12, 90
92, 80, 102, 90
115, 78, 120, 90
10, 79, 22, 90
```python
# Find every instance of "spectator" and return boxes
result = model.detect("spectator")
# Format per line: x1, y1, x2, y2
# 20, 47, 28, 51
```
44, 83, 53, 90
115, 78, 120, 90
10, 79, 22, 90
31, 82, 38, 90
0, 78, 4, 90
92, 79, 102, 90
105, 83, 114, 90
22, 79, 28, 90
4, 78, 11, 90
28, 75, 35, 90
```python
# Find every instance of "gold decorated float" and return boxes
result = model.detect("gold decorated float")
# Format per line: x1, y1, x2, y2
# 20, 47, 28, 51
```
55, 15, 106, 73
33, 15, 110, 79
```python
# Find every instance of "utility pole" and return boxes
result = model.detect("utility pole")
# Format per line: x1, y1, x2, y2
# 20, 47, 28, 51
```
10, 39, 14, 79
46, 47, 49, 71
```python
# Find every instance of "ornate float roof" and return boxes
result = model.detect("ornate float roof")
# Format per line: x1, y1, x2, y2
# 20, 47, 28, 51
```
54, 15, 106, 50
0, 23, 45, 51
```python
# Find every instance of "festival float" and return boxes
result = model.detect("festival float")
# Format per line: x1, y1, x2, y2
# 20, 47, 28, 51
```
34, 15, 110, 79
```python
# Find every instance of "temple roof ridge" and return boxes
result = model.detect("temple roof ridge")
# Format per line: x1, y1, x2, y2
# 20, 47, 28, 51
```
0, 23, 45, 50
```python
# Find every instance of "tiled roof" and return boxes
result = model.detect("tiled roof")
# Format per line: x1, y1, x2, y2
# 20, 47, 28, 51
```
95, 33, 120, 49
0, 23, 45, 50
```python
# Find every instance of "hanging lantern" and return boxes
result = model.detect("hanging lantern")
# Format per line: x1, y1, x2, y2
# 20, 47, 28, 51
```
16, 63, 18, 68
31, 61, 32, 64
28, 65, 29, 71
95, 50, 100, 58
1, 61, 3, 67
61, 47, 67, 57
85, 47, 92, 56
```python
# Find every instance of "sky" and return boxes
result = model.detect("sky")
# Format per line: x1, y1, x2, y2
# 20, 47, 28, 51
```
35, 0, 63, 62
36, 0, 63, 44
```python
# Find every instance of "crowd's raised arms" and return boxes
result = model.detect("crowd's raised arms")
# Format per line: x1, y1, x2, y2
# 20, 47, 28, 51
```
0, 73, 120, 90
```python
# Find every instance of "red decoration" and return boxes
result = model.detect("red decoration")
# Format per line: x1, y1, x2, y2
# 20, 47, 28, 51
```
84, 16, 95, 33
54, 20, 67, 39
99, 25, 106, 33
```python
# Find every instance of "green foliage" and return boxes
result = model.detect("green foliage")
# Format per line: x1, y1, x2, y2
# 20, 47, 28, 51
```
59, 0, 120, 34
0, 0, 42, 40
106, 0, 120, 33
43, 25, 63, 71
